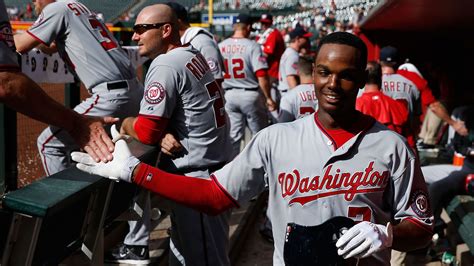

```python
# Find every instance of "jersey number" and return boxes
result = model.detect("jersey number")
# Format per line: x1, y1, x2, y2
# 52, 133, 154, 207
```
299, 106, 315, 116
223, 58, 246, 79
89, 18, 118, 51
347, 206, 372, 222
205, 80, 226, 128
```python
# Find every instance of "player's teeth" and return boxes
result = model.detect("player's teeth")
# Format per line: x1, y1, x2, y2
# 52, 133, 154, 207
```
327, 95, 336, 99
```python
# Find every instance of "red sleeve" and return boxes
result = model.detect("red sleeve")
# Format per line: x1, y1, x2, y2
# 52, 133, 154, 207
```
397, 70, 436, 106
255, 69, 267, 77
262, 31, 277, 55
133, 163, 239, 215
133, 114, 169, 145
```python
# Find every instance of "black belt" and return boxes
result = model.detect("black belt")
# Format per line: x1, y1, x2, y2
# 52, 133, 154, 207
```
225, 87, 258, 91
280, 89, 288, 93
107, 80, 128, 90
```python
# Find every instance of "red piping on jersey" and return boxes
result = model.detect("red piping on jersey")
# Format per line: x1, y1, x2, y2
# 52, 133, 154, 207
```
210, 174, 240, 208
314, 112, 338, 150
40, 95, 99, 176
403, 217, 433, 234
26, 31, 48, 46
289, 187, 386, 205
133, 163, 239, 215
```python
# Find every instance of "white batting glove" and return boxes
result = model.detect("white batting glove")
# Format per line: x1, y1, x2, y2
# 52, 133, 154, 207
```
71, 125, 140, 183
335, 221, 393, 259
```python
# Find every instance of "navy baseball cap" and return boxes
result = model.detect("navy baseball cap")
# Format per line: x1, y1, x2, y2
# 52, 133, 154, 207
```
260, 13, 273, 24
289, 25, 312, 39
234, 13, 252, 25
380, 46, 398, 63
166, 2, 188, 22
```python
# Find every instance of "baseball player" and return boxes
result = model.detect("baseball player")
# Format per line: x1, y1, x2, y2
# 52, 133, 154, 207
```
379, 47, 421, 149
278, 25, 312, 95
0, 0, 114, 164
74, 32, 433, 265
256, 13, 285, 86
117, 4, 232, 265
218, 14, 276, 158
14, 0, 143, 176
166, 2, 224, 85
277, 56, 318, 123
356, 61, 408, 135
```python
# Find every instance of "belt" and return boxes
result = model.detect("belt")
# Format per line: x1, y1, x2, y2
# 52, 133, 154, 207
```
280, 89, 288, 93
225, 87, 259, 91
107, 80, 128, 90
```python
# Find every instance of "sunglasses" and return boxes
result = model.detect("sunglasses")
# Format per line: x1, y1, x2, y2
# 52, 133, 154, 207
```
133, 22, 170, 34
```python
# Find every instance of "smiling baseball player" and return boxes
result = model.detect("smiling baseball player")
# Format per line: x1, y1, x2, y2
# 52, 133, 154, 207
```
14, 0, 143, 176
73, 32, 433, 265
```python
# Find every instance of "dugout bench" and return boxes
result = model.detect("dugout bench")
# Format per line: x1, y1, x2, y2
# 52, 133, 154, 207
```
0, 140, 159, 266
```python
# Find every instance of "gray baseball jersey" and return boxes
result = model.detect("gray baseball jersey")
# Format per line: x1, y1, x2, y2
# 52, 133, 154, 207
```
0, 0, 19, 71
213, 114, 433, 265
278, 83, 318, 123
181, 27, 224, 81
27, 0, 135, 89
218, 37, 268, 89
140, 44, 232, 265
140, 44, 231, 172
381, 74, 421, 115
278, 47, 299, 92
33, 0, 142, 179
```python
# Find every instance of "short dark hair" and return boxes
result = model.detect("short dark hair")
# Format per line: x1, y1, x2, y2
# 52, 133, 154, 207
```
166, 2, 188, 23
298, 56, 313, 76
316, 32, 367, 70
366, 61, 382, 87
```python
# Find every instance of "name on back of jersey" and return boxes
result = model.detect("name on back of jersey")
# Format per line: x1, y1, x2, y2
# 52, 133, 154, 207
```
186, 52, 210, 81
220, 44, 246, 55
382, 80, 413, 93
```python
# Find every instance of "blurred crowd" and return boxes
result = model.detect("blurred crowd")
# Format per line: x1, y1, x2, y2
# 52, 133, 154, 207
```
6, 2, 35, 20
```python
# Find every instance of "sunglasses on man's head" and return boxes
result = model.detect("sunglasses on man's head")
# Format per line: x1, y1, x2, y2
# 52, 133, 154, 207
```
133, 22, 170, 34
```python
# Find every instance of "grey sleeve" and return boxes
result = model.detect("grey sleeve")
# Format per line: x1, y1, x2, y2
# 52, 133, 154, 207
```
278, 94, 296, 123
139, 64, 179, 119
250, 42, 268, 72
391, 147, 433, 228
197, 35, 224, 80
284, 53, 299, 77
28, 2, 67, 45
213, 129, 269, 203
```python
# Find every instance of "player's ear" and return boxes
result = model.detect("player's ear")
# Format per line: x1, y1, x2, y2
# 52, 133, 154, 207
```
162, 23, 173, 38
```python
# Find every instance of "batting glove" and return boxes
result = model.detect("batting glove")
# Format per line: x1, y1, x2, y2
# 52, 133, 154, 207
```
335, 221, 393, 259
71, 125, 140, 183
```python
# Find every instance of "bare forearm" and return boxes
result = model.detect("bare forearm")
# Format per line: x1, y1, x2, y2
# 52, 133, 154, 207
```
257, 75, 272, 99
429, 101, 453, 124
14, 32, 40, 54
391, 219, 432, 251
0, 72, 78, 130
120, 117, 139, 140
287, 75, 298, 89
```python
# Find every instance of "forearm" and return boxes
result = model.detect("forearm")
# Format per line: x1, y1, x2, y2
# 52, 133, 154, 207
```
14, 32, 40, 54
429, 101, 454, 125
287, 75, 298, 89
132, 163, 238, 215
391, 219, 432, 251
257, 75, 272, 100
37, 42, 58, 55
120, 117, 139, 140
0, 71, 78, 130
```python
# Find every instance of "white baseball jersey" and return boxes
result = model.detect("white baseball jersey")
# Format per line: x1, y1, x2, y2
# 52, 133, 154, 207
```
27, 0, 135, 89
139, 44, 231, 170
278, 83, 318, 123
181, 27, 224, 81
381, 74, 421, 115
213, 113, 433, 265
218, 38, 268, 89
278, 47, 299, 92
0, 0, 18, 71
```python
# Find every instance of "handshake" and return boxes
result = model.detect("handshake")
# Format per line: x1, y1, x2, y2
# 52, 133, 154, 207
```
71, 125, 140, 183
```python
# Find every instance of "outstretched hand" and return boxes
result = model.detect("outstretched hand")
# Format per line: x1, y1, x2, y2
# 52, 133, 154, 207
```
71, 125, 140, 183
69, 116, 118, 163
